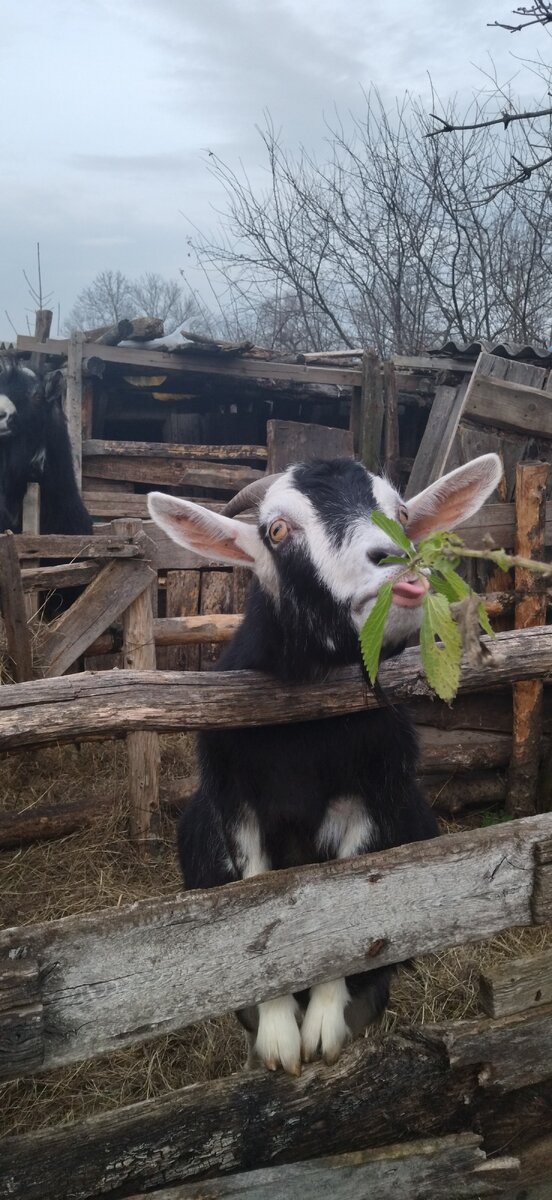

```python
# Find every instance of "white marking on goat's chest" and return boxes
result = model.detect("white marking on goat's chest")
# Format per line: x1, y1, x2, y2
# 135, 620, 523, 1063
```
316, 795, 376, 859
233, 808, 270, 878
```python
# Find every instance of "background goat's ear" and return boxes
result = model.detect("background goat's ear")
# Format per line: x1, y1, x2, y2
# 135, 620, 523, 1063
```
147, 493, 260, 565
404, 453, 503, 541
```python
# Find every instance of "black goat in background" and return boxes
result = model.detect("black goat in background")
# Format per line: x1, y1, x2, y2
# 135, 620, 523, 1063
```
0, 357, 92, 535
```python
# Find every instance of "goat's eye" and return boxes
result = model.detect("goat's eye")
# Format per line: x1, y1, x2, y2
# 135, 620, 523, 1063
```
269, 518, 289, 544
398, 504, 408, 527
368, 548, 393, 566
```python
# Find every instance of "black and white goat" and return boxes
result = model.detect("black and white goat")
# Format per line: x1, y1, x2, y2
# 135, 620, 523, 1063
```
0, 357, 92, 534
148, 452, 502, 1076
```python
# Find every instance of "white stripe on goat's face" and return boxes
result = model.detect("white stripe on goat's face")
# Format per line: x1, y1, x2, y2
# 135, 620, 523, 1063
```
0, 394, 16, 438
258, 461, 421, 648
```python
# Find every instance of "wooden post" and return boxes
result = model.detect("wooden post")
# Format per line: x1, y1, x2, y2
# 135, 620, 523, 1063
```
0, 533, 33, 682
29, 309, 52, 372
114, 519, 161, 846
382, 361, 399, 485
65, 331, 85, 491
507, 462, 550, 818
357, 351, 384, 471
21, 482, 41, 620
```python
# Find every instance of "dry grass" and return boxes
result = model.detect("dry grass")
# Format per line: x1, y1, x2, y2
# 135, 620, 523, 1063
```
0, 736, 550, 1138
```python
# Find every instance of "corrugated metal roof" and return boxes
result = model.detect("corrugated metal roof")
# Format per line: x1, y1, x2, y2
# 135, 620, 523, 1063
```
431, 338, 552, 364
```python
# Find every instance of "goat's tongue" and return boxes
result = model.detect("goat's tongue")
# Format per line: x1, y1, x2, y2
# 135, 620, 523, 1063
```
392, 577, 429, 608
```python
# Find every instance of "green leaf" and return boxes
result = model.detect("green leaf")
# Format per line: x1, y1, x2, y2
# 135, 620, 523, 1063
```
359, 582, 393, 684
420, 592, 462, 702
428, 572, 458, 603
371, 511, 413, 554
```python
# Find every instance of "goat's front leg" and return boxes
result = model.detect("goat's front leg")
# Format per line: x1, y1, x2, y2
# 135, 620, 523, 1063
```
233, 809, 302, 1076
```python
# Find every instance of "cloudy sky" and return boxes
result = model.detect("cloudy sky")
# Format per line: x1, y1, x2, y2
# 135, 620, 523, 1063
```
0, 0, 547, 338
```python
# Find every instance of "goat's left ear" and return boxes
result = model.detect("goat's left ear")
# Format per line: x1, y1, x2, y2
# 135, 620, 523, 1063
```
147, 493, 261, 566
403, 453, 503, 542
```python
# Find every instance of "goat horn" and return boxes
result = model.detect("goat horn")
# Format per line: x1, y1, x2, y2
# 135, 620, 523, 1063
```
223, 473, 283, 517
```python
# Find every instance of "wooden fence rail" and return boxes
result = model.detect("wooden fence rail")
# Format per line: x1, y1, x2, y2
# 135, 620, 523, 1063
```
0, 626, 551, 750
0, 814, 550, 1079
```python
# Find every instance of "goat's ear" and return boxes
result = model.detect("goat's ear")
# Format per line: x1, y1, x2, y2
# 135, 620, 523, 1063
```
147, 493, 261, 566
404, 454, 503, 542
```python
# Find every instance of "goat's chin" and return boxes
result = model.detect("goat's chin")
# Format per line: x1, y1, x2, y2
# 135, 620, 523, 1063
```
383, 603, 423, 648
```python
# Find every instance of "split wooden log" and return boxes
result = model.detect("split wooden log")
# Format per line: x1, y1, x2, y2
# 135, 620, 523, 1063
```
21, 481, 41, 619
29, 309, 52, 371
65, 331, 84, 490
0, 532, 33, 682
83, 456, 264, 490
421, 771, 507, 814
123, 316, 165, 341
0, 1030, 540, 1200
0, 627, 552, 750
437, 1001, 552, 1091
121, 1134, 518, 1200
383, 361, 400, 484
82, 439, 267, 463
479, 947, 552, 1018
0, 814, 550, 1077
20, 561, 100, 592
507, 462, 550, 818
0, 797, 113, 850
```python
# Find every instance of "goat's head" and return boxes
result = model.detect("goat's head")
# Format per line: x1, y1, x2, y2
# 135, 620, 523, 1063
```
0, 357, 43, 440
148, 454, 502, 657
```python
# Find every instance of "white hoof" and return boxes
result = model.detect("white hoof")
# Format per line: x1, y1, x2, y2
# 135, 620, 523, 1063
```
301, 979, 351, 1065
253, 995, 302, 1076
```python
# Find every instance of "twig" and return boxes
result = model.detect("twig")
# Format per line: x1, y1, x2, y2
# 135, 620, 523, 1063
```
426, 105, 552, 138
446, 545, 552, 577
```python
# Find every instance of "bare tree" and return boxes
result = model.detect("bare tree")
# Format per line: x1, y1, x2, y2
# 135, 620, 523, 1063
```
65, 270, 206, 335
191, 92, 552, 354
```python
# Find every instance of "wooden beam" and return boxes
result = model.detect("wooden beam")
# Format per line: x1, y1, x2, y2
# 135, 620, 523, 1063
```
121, 1135, 518, 1200
83, 457, 263, 490
358, 351, 385, 471
21, 481, 41, 619
20, 561, 100, 592
405, 380, 469, 499
0, 626, 551, 749
392, 354, 474, 373
466, 373, 552, 438
0, 814, 550, 1076
38, 559, 156, 677
117, 519, 160, 845
65, 331, 84, 490
0, 532, 33, 682
479, 948, 552, 1019
82, 440, 267, 463
16, 336, 362, 388
438, 1002, 552, 1091
382, 361, 400, 484
266, 419, 353, 472
507, 462, 550, 818
13, 532, 145, 560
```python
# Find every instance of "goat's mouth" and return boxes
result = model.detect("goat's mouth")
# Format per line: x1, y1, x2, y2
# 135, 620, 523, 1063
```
391, 575, 430, 608
0, 426, 13, 439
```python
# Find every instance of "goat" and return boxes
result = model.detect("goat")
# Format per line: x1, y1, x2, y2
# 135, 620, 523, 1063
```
148, 452, 502, 1076
0, 357, 92, 535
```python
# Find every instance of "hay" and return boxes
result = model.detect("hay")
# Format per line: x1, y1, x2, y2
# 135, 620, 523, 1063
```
0, 738, 550, 1137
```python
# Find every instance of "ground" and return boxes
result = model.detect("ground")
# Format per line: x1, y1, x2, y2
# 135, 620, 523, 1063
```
0, 737, 550, 1136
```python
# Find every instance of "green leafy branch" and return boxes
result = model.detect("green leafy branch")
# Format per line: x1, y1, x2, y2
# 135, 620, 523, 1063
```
359, 513, 552, 702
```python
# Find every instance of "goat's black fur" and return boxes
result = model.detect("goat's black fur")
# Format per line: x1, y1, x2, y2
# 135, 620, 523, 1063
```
0, 358, 92, 535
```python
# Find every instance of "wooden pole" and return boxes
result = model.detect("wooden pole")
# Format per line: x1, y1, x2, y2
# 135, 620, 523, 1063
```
0, 533, 33, 682
382, 361, 400, 485
65, 331, 85, 491
114, 519, 161, 847
29, 309, 52, 372
21, 482, 41, 620
358, 350, 385, 472
507, 462, 550, 818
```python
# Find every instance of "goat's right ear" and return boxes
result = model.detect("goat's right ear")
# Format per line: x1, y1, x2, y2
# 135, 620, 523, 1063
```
147, 493, 261, 566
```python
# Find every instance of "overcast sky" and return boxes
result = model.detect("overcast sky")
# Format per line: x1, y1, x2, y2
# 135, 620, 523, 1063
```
0, 0, 547, 339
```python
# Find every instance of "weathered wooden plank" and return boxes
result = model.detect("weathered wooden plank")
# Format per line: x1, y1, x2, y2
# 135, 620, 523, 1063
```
0, 1003, 44, 1080
479, 948, 552, 1018
0, 960, 40, 1012
0, 626, 551, 750
0, 532, 33, 681
13, 533, 145, 560
117, 519, 160, 844
83, 494, 226, 519
16, 337, 362, 387
458, 501, 552, 551
21, 481, 41, 619
392, 354, 474, 373
0, 815, 550, 1076
382, 361, 400, 484
0, 797, 112, 850
122, 1135, 518, 1200
466, 373, 552, 438
532, 838, 552, 924
20, 561, 100, 591
405, 381, 469, 499
83, 440, 267, 462
199, 570, 233, 668
358, 351, 385, 471
65, 331, 84, 489
507, 462, 550, 818
83, 457, 263, 490
159, 571, 201, 671
439, 1002, 552, 1091
418, 728, 514, 773
266, 419, 353, 472
38, 559, 156, 677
